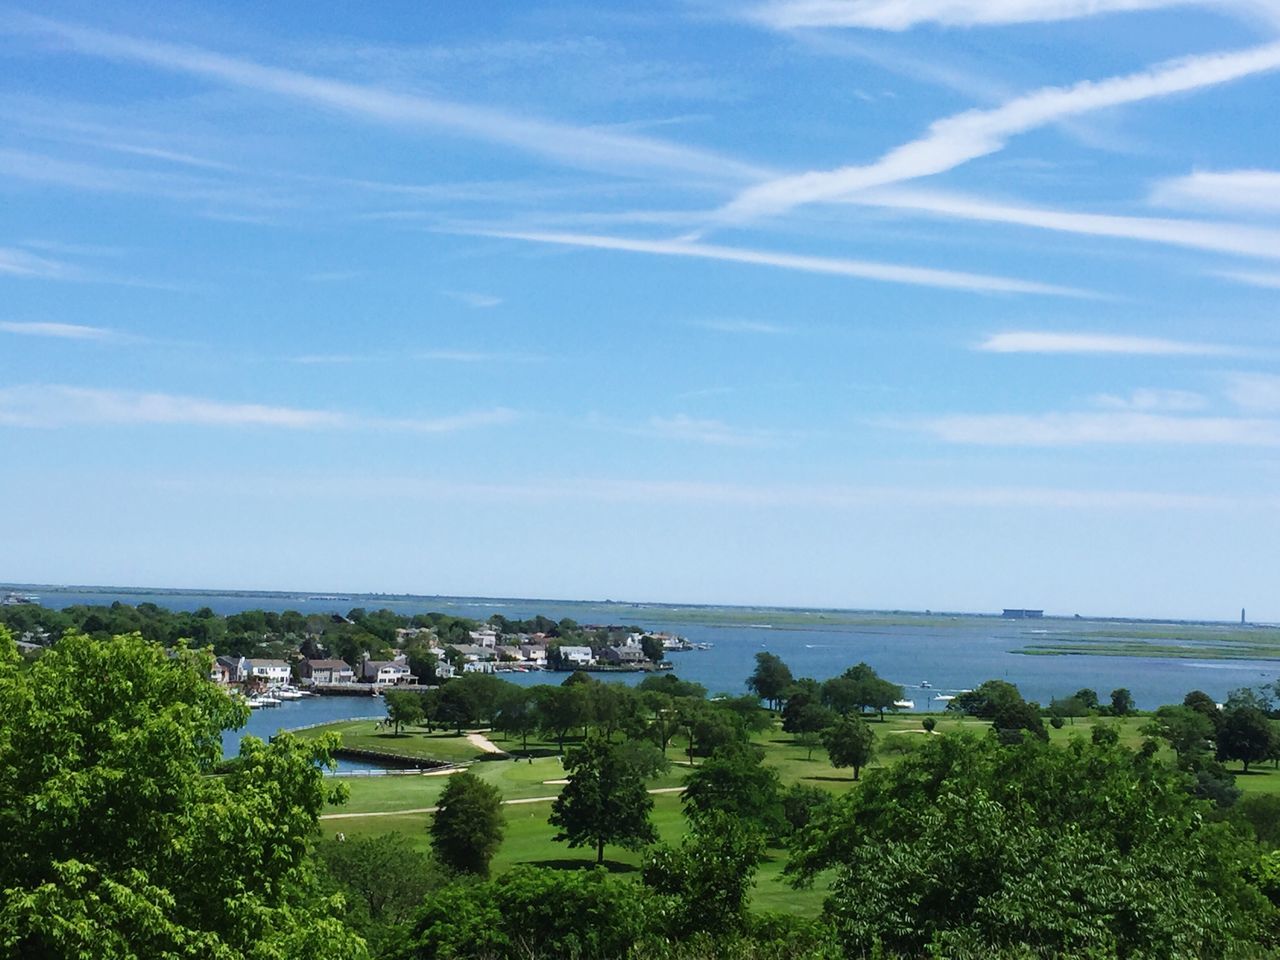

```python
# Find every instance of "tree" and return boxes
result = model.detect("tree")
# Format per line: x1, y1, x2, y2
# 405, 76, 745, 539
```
991, 698, 1048, 743
641, 813, 764, 937
682, 743, 785, 839
315, 833, 443, 953
535, 683, 589, 754
1144, 705, 1216, 759
1073, 687, 1100, 711
549, 737, 656, 864
1110, 687, 1135, 716
1218, 706, 1273, 773
384, 688, 424, 735
1185, 689, 1224, 732
746, 651, 793, 710
430, 771, 505, 876
1048, 695, 1089, 724
790, 732, 1269, 958
1239, 794, 1280, 848
639, 634, 665, 663
492, 686, 541, 760
822, 716, 876, 780
949, 679, 1024, 719
0, 628, 364, 958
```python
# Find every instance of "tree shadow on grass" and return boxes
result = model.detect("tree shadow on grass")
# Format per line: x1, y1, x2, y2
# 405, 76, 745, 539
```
517, 858, 639, 874
804, 775, 856, 783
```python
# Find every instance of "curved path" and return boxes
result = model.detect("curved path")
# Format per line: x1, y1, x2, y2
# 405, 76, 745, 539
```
320, 785, 684, 821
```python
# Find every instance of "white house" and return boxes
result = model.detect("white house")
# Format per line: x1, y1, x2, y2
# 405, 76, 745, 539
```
559, 645, 595, 667
301, 659, 355, 684
463, 660, 496, 674
362, 660, 415, 685
469, 629, 499, 648
246, 659, 290, 685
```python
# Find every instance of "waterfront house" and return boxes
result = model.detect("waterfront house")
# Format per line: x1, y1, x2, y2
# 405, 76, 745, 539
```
559, 645, 595, 667
361, 660, 415, 685
245, 659, 291, 685
301, 658, 355, 684
519, 643, 547, 666
600, 643, 647, 665
463, 660, 497, 674
214, 655, 245, 684
495, 644, 524, 662
469, 629, 499, 648
451, 644, 495, 663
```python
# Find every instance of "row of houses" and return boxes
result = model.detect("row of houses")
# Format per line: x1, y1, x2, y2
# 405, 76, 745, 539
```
210, 655, 424, 687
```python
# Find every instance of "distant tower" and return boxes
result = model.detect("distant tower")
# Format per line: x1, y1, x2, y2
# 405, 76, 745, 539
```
1242, 608, 1247, 625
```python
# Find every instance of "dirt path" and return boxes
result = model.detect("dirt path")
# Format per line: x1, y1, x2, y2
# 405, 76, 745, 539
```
320, 785, 684, 821
467, 732, 504, 754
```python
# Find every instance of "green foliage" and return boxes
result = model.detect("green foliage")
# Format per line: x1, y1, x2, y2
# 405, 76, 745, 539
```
400, 865, 654, 960
492, 686, 541, 757
1109, 687, 1135, 716
683, 744, 785, 840
549, 736, 657, 864
1218, 706, 1273, 772
315, 833, 444, 954
746, 652, 793, 709
383, 689, 424, 735
642, 813, 765, 937
949, 679, 1023, 719
820, 716, 875, 780
990, 698, 1048, 743
431, 772, 506, 876
640, 634, 665, 663
0, 630, 365, 958
921, 716, 936, 733
637, 674, 707, 700
782, 783, 831, 836
1145, 704, 1216, 757
790, 733, 1269, 958
1239, 794, 1280, 848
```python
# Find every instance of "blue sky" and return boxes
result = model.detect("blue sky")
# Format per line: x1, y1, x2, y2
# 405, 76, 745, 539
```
3, 1, 1280, 619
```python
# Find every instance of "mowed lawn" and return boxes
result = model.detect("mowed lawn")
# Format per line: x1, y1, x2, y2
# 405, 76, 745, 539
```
307, 711, 1272, 918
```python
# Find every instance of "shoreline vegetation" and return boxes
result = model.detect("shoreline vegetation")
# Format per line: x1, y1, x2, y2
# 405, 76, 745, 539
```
7, 622, 1280, 958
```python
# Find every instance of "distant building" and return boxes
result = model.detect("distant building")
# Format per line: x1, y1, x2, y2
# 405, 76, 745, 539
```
301, 659, 355, 684
361, 660, 415, 685
245, 659, 291, 684
1002, 609, 1044, 619
558, 645, 595, 667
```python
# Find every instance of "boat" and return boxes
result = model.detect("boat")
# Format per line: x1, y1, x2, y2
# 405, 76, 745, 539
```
274, 687, 303, 700
257, 695, 281, 707
2, 592, 38, 606
933, 694, 955, 703
894, 699, 916, 709
920, 680, 932, 688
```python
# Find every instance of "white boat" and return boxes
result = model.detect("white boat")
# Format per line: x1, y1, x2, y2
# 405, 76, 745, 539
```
894, 699, 915, 709
257, 695, 281, 706
246, 696, 265, 709
274, 688, 303, 700
920, 680, 932, 688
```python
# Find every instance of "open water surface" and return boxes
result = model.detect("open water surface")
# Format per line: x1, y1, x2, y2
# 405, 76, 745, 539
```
16, 586, 1280, 760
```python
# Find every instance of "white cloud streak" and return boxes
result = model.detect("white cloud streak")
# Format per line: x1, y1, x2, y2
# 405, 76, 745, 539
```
847, 187, 1280, 260
444, 290, 504, 309
1092, 388, 1207, 411
1218, 270, 1280, 288
1152, 169, 1280, 213
694, 318, 791, 334
717, 40, 1280, 223
1223, 373, 1280, 412
644, 414, 779, 447
977, 331, 1240, 356
476, 229, 1089, 296
0, 246, 76, 280
921, 411, 1280, 445
9, 14, 767, 185
748, 0, 1203, 30
0, 321, 120, 341
0, 385, 519, 433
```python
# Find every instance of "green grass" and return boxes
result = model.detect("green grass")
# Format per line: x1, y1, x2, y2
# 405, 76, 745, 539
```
294, 721, 491, 763
314, 712, 1276, 922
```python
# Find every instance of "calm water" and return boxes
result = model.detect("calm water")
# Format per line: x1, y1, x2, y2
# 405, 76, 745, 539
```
19, 587, 1280, 758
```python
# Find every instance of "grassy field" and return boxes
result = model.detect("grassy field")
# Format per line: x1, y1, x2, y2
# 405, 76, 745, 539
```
303, 711, 1202, 916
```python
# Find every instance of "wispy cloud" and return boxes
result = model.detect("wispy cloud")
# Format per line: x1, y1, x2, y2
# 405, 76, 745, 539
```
694, 318, 791, 334
475, 229, 1088, 297
9, 14, 768, 185
747, 0, 1201, 30
1223, 373, 1280, 412
1217, 270, 1280, 289
846, 187, 1280, 261
644, 414, 781, 447
976, 331, 1240, 356
0, 321, 121, 341
1151, 169, 1280, 214
0, 246, 76, 280
444, 290, 504, 309
0, 384, 519, 433
716, 41, 1280, 224
1092, 388, 1207, 412
920, 411, 1280, 446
